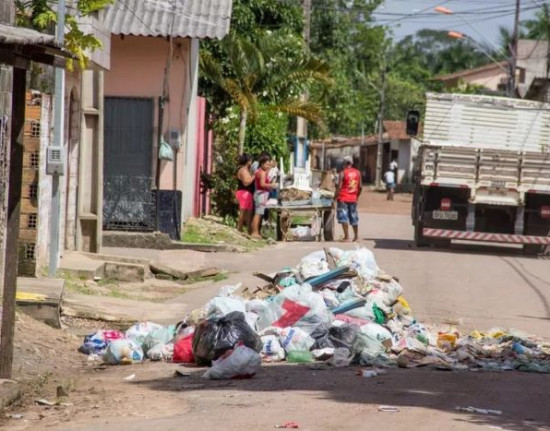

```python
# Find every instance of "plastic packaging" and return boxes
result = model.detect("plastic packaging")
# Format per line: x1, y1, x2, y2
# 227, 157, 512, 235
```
261, 335, 285, 361
173, 334, 195, 363
327, 347, 353, 367
256, 283, 331, 335
205, 296, 246, 319
125, 322, 164, 347
103, 339, 144, 365
142, 325, 176, 353
147, 342, 174, 361
192, 311, 263, 366
329, 324, 360, 350
298, 251, 329, 279
287, 350, 314, 363
79, 330, 126, 355
203, 344, 262, 380
278, 327, 315, 352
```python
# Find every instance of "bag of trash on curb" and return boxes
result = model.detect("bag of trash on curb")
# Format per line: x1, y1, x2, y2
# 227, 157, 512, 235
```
103, 339, 144, 365
125, 322, 164, 347
278, 327, 315, 353
173, 334, 195, 363
193, 311, 262, 366
147, 342, 174, 361
79, 330, 126, 355
261, 335, 285, 361
203, 343, 261, 380
143, 325, 176, 353
256, 284, 331, 334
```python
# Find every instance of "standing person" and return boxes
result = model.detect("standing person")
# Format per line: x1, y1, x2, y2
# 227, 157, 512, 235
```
251, 155, 278, 238
384, 167, 396, 201
336, 155, 362, 242
236, 153, 254, 234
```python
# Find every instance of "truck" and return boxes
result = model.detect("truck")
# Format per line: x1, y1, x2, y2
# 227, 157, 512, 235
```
411, 92, 550, 254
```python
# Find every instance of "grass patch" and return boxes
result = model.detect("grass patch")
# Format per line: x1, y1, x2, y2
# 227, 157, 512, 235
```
181, 217, 269, 251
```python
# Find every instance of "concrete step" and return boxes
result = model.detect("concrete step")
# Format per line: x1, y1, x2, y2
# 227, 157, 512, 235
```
16, 277, 65, 328
58, 252, 105, 280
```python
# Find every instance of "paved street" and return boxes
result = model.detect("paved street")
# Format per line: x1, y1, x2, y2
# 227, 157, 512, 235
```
3, 197, 550, 431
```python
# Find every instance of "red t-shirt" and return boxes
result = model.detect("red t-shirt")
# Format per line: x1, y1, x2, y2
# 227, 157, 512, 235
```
338, 167, 361, 203
255, 170, 271, 192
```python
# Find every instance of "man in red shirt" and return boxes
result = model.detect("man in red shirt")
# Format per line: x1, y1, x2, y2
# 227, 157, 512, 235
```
336, 155, 362, 242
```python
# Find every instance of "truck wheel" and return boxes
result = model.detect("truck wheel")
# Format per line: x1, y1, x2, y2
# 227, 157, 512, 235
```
523, 244, 543, 256
414, 221, 430, 247
323, 209, 335, 241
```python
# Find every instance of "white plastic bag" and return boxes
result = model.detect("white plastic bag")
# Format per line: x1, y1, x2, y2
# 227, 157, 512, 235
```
278, 327, 315, 352
147, 342, 174, 361
261, 335, 285, 361
330, 247, 379, 281
217, 283, 242, 297
298, 251, 329, 279
327, 347, 353, 367
256, 283, 331, 334
103, 339, 144, 365
125, 322, 164, 347
205, 296, 246, 319
142, 325, 176, 352
203, 344, 262, 380
321, 290, 340, 308
245, 299, 268, 315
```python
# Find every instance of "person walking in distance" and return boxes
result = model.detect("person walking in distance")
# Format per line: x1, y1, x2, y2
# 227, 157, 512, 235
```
384, 167, 396, 201
336, 155, 362, 242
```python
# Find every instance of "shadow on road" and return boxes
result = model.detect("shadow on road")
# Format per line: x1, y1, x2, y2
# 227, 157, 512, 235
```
364, 237, 549, 259
133, 365, 550, 431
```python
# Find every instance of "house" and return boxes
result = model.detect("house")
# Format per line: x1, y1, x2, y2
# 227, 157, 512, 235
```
434, 61, 513, 93
311, 121, 421, 188
100, 0, 231, 239
516, 39, 549, 98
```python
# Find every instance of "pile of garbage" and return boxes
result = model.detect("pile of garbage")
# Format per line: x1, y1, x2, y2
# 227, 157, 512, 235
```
78, 247, 550, 378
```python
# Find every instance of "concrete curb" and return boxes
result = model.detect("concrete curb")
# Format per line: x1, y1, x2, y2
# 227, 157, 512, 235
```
0, 380, 21, 410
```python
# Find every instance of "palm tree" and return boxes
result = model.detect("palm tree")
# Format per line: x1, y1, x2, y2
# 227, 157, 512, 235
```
200, 31, 333, 154
523, 4, 550, 40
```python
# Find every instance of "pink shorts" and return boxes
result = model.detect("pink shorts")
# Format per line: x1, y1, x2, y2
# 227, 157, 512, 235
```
236, 190, 253, 211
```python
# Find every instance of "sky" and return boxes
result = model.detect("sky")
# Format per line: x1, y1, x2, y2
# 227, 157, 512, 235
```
372, 0, 542, 46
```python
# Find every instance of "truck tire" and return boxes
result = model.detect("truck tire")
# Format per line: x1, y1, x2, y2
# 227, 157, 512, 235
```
523, 244, 543, 256
414, 220, 430, 247
323, 209, 335, 241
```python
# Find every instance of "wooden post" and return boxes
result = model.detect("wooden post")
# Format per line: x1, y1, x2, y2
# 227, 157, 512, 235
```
0, 66, 26, 379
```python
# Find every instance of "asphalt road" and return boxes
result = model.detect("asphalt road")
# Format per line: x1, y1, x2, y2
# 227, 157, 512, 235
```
5, 207, 550, 431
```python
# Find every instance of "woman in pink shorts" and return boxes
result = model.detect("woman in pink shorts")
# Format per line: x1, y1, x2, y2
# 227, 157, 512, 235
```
236, 153, 254, 234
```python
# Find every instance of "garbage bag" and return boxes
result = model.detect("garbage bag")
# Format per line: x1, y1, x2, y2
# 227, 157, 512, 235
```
147, 342, 174, 361
298, 250, 329, 279
125, 322, 164, 347
329, 247, 379, 281
173, 334, 195, 363
142, 325, 176, 353
353, 323, 393, 361
246, 299, 268, 315
203, 343, 261, 380
79, 330, 125, 355
256, 283, 331, 335
310, 322, 334, 350
329, 324, 360, 350
327, 347, 353, 367
103, 339, 144, 365
278, 327, 315, 352
205, 296, 246, 319
334, 314, 370, 327
321, 290, 340, 308
192, 311, 262, 366
261, 335, 285, 362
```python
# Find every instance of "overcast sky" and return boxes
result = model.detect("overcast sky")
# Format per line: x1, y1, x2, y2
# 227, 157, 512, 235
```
373, 0, 541, 46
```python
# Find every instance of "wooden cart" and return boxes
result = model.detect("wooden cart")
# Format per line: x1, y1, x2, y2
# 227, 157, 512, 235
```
270, 203, 335, 242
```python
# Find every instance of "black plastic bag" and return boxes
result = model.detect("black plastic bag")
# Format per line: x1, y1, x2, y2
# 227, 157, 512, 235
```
311, 322, 335, 350
328, 324, 360, 350
192, 311, 262, 366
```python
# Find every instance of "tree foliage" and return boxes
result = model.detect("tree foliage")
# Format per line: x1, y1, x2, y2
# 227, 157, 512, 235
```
15, 0, 113, 69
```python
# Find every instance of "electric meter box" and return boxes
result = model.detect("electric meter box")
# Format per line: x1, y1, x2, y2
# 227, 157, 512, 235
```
46, 146, 65, 175
168, 129, 182, 149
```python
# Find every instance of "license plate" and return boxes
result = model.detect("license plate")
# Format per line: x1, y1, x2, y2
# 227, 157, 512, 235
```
433, 210, 458, 220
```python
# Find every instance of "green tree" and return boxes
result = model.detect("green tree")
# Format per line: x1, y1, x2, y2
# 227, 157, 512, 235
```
523, 3, 550, 40
200, 31, 332, 154
15, 0, 113, 69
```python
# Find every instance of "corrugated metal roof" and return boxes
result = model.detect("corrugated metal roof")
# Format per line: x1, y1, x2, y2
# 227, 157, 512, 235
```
0, 23, 61, 48
102, 0, 232, 40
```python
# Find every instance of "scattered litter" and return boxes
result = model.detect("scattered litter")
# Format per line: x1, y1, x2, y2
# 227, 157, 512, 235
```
35, 399, 56, 406
456, 406, 503, 416
359, 368, 387, 378
174, 370, 191, 378
378, 405, 400, 412
203, 343, 261, 380
6, 413, 23, 419
123, 374, 136, 381
275, 422, 300, 429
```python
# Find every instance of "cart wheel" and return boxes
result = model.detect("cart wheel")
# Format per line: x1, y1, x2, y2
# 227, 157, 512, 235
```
323, 209, 335, 241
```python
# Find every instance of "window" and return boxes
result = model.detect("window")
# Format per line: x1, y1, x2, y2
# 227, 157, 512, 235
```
29, 183, 38, 199
30, 152, 39, 169
30, 120, 40, 137
24, 243, 36, 260
27, 214, 37, 229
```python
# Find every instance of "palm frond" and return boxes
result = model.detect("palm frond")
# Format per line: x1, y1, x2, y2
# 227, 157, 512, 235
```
271, 101, 325, 126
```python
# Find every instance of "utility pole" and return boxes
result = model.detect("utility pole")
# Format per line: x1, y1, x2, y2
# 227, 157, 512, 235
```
0, 1, 27, 378
509, 0, 520, 97
296, 0, 311, 141
375, 65, 387, 189
48, 0, 66, 276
